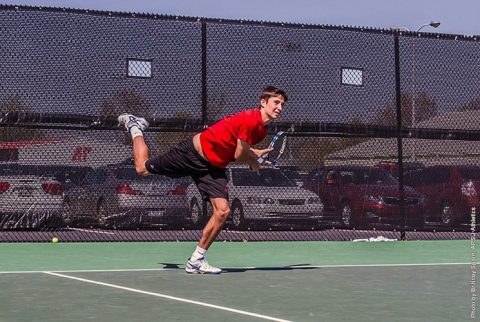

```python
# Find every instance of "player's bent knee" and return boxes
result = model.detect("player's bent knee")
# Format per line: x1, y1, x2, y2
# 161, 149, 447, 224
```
135, 164, 149, 176
215, 208, 231, 222
134, 165, 144, 174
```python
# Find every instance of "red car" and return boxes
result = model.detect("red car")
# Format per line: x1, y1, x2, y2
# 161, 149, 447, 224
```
375, 161, 425, 179
303, 166, 424, 228
403, 165, 480, 227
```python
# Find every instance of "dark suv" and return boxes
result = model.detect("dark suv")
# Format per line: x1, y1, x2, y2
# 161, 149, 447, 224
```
403, 165, 480, 227
303, 166, 424, 228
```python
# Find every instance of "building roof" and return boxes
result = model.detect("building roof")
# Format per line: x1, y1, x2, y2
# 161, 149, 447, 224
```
326, 109, 480, 166
417, 109, 480, 130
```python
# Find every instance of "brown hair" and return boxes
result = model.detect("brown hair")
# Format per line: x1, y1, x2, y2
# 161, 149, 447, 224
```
260, 86, 288, 103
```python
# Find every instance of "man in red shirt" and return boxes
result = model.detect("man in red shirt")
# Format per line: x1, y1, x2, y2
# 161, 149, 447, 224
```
118, 86, 287, 274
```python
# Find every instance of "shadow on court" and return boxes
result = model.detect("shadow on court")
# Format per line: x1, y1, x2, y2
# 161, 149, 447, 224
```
159, 262, 320, 272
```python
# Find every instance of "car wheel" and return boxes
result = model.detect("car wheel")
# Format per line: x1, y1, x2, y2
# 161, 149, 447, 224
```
190, 198, 204, 228
341, 202, 353, 228
96, 199, 108, 225
440, 202, 455, 226
230, 201, 245, 230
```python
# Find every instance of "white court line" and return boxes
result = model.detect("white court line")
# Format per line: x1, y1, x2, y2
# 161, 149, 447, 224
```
67, 227, 116, 235
0, 268, 174, 274
0, 262, 471, 274
43, 271, 292, 322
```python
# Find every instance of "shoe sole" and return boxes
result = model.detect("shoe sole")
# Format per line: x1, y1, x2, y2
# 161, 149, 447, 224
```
117, 113, 129, 124
186, 258, 221, 274
185, 269, 222, 274
117, 114, 148, 128
185, 270, 221, 275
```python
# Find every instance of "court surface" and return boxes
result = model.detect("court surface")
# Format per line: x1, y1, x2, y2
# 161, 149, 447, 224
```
0, 240, 474, 321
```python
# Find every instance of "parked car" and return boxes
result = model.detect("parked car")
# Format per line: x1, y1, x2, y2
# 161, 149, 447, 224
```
303, 166, 424, 228
0, 164, 92, 190
186, 166, 324, 229
63, 164, 190, 228
0, 170, 64, 230
38, 165, 92, 191
403, 165, 480, 227
375, 161, 425, 179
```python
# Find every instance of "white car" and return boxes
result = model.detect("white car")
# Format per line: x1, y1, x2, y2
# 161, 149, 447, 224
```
64, 165, 191, 228
0, 174, 64, 229
186, 166, 324, 229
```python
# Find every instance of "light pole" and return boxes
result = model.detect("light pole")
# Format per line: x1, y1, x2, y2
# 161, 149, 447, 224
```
393, 21, 441, 161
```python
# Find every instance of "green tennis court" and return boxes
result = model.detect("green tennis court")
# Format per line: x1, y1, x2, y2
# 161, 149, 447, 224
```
0, 240, 474, 321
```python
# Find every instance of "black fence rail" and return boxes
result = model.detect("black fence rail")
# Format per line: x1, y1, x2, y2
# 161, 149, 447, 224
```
0, 5, 479, 241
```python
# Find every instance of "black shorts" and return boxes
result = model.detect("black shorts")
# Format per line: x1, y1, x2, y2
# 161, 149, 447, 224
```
145, 138, 228, 201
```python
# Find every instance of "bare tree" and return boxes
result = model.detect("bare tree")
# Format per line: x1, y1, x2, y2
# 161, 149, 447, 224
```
153, 112, 194, 153
374, 91, 437, 127
101, 90, 151, 145
100, 90, 150, 117
0, 95, 42, 141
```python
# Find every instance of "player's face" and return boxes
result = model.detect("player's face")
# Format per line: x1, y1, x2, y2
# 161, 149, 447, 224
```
261, 95, 285, 120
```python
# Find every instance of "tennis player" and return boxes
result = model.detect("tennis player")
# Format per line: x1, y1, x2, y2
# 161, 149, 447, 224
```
118, 86, 287, 274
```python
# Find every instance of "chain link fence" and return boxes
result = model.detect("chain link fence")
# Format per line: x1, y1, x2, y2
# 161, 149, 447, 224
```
0, 5, 479, 241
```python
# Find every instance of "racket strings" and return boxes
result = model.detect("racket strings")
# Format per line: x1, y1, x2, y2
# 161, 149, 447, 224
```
268, 136, 286, 163
259, 125, 293, 166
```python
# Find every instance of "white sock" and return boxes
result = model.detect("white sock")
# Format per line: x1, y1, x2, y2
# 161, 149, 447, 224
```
129, 126, 144, 139
191, 246, 206, 261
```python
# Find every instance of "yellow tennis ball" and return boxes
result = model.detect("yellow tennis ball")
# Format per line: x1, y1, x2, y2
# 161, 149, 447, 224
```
51, 237, 59, 243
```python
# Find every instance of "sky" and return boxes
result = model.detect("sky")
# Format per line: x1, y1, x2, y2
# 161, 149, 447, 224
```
0, 0, 479, 36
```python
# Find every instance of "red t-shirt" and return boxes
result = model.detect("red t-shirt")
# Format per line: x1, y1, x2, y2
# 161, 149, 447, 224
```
200, 109, 267, 168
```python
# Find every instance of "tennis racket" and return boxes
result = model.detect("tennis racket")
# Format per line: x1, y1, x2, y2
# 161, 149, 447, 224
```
258, 125, 294, 167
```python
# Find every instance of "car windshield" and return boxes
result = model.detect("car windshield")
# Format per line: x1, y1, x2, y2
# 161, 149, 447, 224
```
340, 168, 398, 185
231, 168, 297, 187
459, 168, 480, 180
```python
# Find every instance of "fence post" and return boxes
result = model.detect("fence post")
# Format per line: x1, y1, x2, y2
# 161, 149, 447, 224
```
393, 31, 406, 240
201, 21, 209, 219
201, 22, 208, 128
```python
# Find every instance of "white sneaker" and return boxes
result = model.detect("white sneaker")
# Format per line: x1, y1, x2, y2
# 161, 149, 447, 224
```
117, 113, 149, 133
185, 257, 222, 274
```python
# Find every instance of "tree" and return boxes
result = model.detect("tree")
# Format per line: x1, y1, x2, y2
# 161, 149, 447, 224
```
152, 112, 195, 154
374, 91, 437, 127
100, 90, 150, 118
101, 90, 151, 145
0, 96, 41, 142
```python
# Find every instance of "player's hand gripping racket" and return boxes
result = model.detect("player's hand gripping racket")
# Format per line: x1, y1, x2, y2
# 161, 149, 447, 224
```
258, 125, 294, 167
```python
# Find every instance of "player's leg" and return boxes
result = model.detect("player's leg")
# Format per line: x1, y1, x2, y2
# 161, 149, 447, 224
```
131, 136, 150, 175
118, 113, 150, 175
186, 197, 229, 274
199, 197, 230, 249
186, 166, 229, 274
